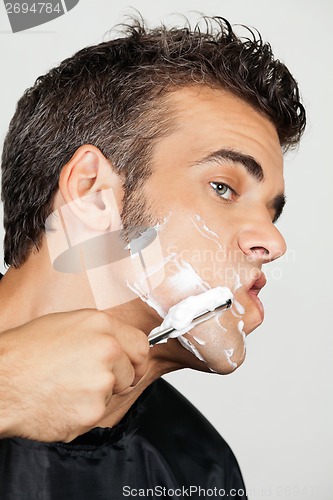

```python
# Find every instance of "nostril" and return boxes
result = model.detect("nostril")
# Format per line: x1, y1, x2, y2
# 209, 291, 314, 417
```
250, 246, 269, 256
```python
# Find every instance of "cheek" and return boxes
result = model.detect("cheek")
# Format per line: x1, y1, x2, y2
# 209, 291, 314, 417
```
127, 210, 246, 313
157, 212, 238, 286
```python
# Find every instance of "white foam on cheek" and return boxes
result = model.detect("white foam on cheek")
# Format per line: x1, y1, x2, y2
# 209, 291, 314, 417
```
146, 296, 168, 318
148, 286, 233, 341
191, 214, 224, 252
228, 293, 246, 319
191, 217, 245, 309
147, 286, 234, 367
214, 312, 228, 330
125, 218, 172, 305
224, 348, 238, 369
233, 299, 245, 315
127, 214, 247, 369
238, 320, 245, 339
237, 320, 247, 360
165, 258, 209, 295
177, 335, 206, 362
190, 216, 247, 314
165, 286, 233, 333
192, 335, 205, 345
126, 279, 148, 303
128, 246, 215, 344
127, 279, 168, 318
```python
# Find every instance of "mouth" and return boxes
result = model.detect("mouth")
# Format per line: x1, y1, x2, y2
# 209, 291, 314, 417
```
247, 271, 267, 321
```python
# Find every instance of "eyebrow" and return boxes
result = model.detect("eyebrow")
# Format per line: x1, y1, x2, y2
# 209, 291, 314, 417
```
191, 147, 286, 223
191, 148, 264, 182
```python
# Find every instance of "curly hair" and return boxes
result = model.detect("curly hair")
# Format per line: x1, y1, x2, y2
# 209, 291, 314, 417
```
1, 15, 306, 268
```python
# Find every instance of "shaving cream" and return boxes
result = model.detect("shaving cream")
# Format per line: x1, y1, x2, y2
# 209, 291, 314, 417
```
148, 286, 233, 341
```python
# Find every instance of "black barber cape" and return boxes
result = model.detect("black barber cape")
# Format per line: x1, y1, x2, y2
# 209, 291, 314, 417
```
0, 378, 247, 500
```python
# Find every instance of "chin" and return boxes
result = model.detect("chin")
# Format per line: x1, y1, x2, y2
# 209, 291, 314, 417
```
184, 340, 247, 375
181, 318, 247, 375
210, 347, 247, 375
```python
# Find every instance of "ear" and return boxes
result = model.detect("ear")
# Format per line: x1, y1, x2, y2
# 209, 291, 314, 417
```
58, 144, 124, 232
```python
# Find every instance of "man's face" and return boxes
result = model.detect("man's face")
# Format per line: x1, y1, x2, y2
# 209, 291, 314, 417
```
123, 86, 286, 374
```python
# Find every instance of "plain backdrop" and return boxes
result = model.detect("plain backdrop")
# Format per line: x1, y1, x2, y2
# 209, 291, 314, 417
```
0, 1, 332, 499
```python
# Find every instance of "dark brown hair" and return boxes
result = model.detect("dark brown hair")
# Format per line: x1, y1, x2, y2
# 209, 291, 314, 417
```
1, 15, 306, 267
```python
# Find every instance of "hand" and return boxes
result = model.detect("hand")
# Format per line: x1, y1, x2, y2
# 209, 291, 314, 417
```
0, 309, 149, 442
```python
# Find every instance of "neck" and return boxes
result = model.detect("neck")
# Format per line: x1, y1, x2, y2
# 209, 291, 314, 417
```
0, 252, 93, 328
0, 242, 158, 331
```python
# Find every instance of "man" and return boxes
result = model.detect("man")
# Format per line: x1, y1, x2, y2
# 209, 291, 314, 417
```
0, 15, 305, 499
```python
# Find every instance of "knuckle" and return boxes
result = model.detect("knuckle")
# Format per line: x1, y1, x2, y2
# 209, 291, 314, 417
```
99, 372, 115, 394
87, 371, 115, 396
106, 338, 122, 361
91, 310, 113, 331
96, 334, 121, 362
80, 310, 112, 333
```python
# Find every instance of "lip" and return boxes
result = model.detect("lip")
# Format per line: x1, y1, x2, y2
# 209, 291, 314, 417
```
247, 271, 267, 321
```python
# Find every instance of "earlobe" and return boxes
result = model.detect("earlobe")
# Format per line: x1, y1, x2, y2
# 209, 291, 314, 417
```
58, 145, 123, 233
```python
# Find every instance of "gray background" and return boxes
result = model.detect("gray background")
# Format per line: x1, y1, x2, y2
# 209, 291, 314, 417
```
1, 1, 332, 498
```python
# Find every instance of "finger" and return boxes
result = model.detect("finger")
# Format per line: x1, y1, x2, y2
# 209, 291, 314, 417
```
113, 328, 150, 384
98, 314, 150, 384
109, 344, 136, 394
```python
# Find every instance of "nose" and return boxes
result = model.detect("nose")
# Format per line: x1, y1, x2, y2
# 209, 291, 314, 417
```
238, 222, 287, 264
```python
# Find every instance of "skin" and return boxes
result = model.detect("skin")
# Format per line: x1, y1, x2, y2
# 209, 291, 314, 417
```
0, 86, 286, 439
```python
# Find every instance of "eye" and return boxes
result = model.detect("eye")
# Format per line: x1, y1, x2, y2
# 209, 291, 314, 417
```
210, 181, 235, 201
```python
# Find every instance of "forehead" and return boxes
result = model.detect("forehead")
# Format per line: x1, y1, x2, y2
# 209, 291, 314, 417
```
155, 86, 284, 177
